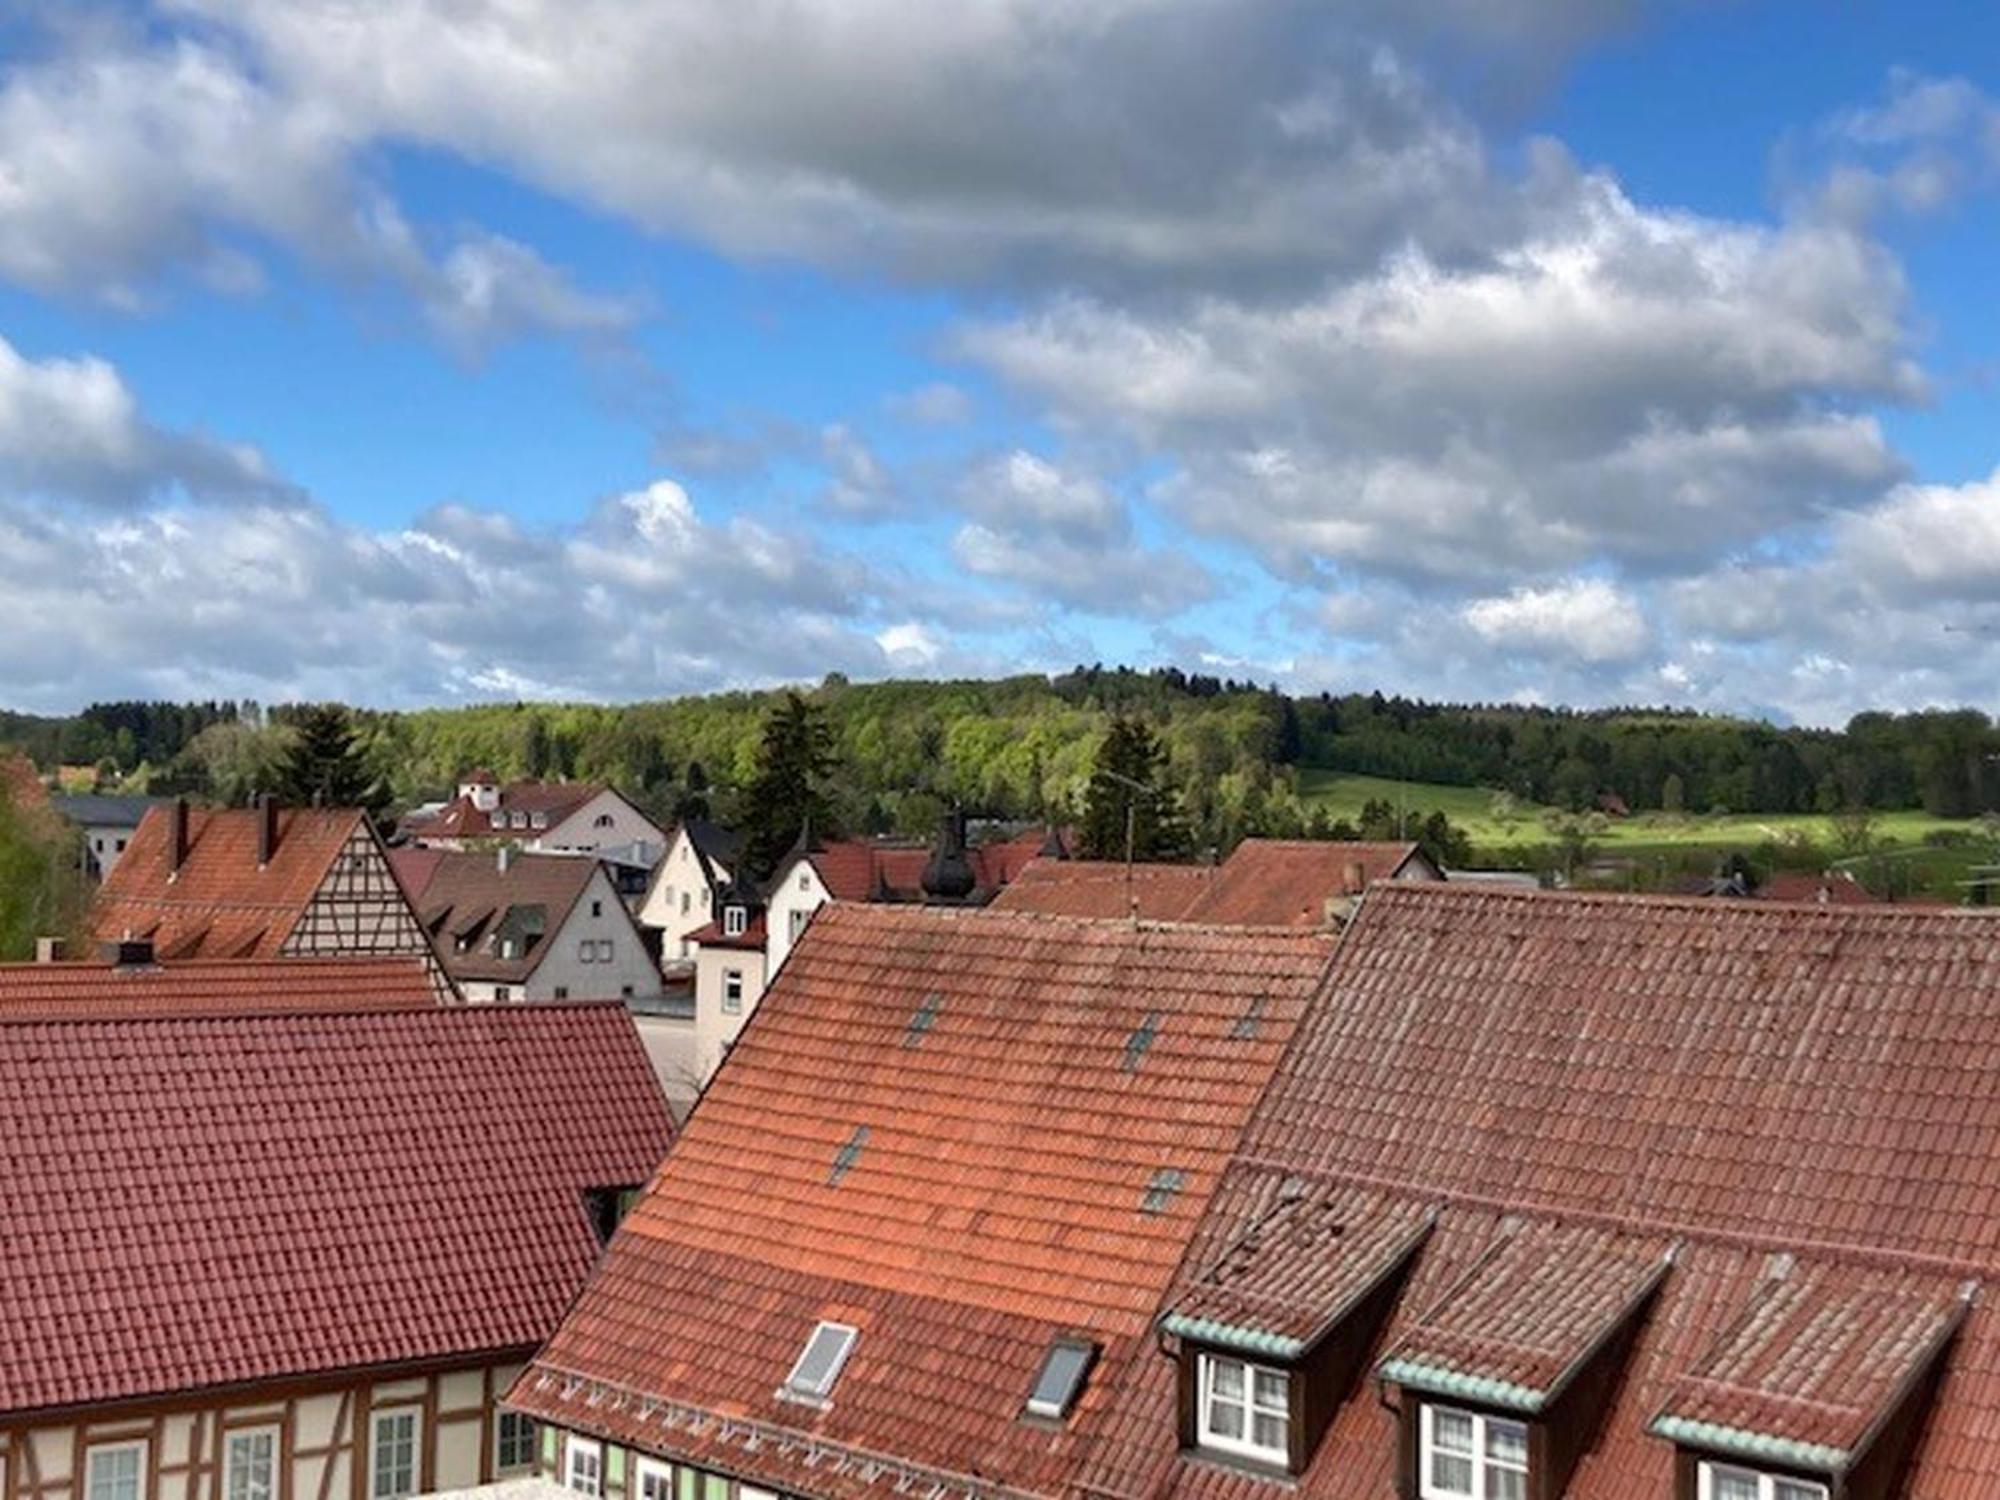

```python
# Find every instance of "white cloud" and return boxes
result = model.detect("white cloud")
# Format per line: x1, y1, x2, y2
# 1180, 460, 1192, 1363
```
0, 334, 291, 507
884, 382, 973, 426
1462, 577, 1649, 663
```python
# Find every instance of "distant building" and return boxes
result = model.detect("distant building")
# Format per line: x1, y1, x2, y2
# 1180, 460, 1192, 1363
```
637, 819, 743, 966
993, 837, 1441, 924
395, 846, 662, 1006
507, 903, 1334, 1500
91, 799, 443, 986
1758, 868, 1875, 905
0, 951, 440, 1014
685, 874, 767, 1081
0, 990, 673, 1500
403, 771, 666, 857
51, 792, 160, 880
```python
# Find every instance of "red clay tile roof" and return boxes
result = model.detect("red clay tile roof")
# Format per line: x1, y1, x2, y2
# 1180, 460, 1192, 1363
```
1376, 1221, 1674, 1409
685, 910, 766, 950
1180, 840, 1434, 927
405, 781, 613, 840
1652, 1260, 1971, 1464
792, 839, 932, 901
91, 805, 366, 958
0, 955, 438, 1018
1082, 884, 2000, 1500
0, 1000, 674, 1416
990, 859, 1216, 920
510, 904, 1334, 1500
1162, 1184, 1436, 1356
1757, 870, 1877, 906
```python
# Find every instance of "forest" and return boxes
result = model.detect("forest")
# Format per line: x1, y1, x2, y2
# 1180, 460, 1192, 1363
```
7, 670, 2000, 843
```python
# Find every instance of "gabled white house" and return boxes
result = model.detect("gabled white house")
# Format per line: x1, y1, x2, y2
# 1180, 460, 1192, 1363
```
637, 819, 741, 966
404, 773, 666, 859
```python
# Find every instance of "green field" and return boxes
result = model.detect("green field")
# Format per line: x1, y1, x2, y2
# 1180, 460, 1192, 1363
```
1296, 769, 1999, 898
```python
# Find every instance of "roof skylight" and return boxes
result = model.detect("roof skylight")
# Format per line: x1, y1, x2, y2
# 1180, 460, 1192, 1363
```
779, 1320, 858, 1405
1123, 1011, 1162, 1072
1141, 1167, 1188, 1214
829, 1125, 869, 1185
905, 991, 945, 1048
1025, 1338, 1098, 1420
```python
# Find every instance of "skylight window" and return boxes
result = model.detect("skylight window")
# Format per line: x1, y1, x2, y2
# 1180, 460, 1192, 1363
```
779, 1321, 858, 1405
1230, 994, 1268, 1040
1025, 1339, 1097, 1420
1140, 1167, 1187, 1214
830, 1125, 869, 1185
1123, 1011, 1162, 1071
904, 990, 945, 1047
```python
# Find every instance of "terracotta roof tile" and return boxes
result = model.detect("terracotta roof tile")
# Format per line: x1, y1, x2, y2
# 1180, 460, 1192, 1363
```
406, 781, 612, 840
0, 955, 437, 1017
91, 805, 366, 958
511, 904, 1333, 1498
1082, 884, 2000, 1500
1181, 841, 1432, 927
990, 860, 1215, 920
0, 1000, 674, 1416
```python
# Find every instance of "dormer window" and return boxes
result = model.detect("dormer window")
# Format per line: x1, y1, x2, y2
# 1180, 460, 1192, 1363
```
1420, 1404, 1527, 1500
723, 905, 747, 937
1697, 1466, 1826, 1500
1195, 1353, 1289, 1467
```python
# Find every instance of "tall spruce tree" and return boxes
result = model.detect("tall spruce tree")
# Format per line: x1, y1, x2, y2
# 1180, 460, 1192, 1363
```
1078, 716, 1192, 860
739, 693, 839, 876
277, 704, 384, 810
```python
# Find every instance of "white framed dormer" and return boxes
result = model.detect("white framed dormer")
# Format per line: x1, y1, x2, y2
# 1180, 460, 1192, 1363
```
563, 1435, 603, 1497
724, 905, 747, 937
222, 1426, 279, 1500
1697, 1463, 1828, 1500
84, 1441, 148, 1500
368, 1407, 422, 1500
1195, 1352, 1290, 1467
1419, 1403, 1528, 1500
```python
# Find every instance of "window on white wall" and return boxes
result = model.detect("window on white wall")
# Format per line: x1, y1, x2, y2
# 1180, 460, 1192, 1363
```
369, 1409, 420, 1500
224, 1428, 278, 1500
723, 906, 747, 937
789, 910, 809, 943
564, 1437, 603, 1497
635, 1458, 674, 1500
723, 969, 744, 1014
1420, 1404, 1528, 1500
494, 1412, 538, 1473
86, 1443, 146, 1500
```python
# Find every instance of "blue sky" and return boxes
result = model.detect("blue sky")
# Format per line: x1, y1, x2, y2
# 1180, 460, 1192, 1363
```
2, 1, 1999, 722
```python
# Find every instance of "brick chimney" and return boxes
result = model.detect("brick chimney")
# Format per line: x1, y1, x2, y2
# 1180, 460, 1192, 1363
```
34, 936, 65, 964
168, 797, 190, 879
497, 843, 514, 875
1343, 859, 1366, 894
257, 792, 280, 867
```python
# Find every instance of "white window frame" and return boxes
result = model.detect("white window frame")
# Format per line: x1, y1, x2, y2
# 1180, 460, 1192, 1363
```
493, 1411, 539, 1474
1697, 1462, 1828, 1500
634, 1457, 674, 1500
723, 906, 746, 937
85, 1442, 148, 1500
780, 1320, 859, 1404
1418, 1403, 1528, 1500
223, 1426, 279, 1500
368, 1408, 421, 1500
1195, 1353, 1290, 1467
564, 1436, 603, 1498
723, 969, 745, 1014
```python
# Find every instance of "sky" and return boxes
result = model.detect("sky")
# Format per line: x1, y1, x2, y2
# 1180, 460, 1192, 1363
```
3, 1, 2000, 723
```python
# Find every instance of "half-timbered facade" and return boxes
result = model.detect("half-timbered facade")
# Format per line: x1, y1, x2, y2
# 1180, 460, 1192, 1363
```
91, 799, 447, 993
0, 999, 675, 1500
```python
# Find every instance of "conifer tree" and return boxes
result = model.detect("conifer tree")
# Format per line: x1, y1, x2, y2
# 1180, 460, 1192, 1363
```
739, 693, 839, 876
278, 704, 384, 810
1078, 716, 1192, 860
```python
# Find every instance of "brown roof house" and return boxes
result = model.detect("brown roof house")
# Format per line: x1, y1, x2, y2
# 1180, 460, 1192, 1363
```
0, 977, 675, 1500
90, 798, 448, 990
994, 838, 1441, 926
403, 772, 666, 859
1085, 885, 2000, 1500
396, 847, 665, 1010
506, 903, 1336, 1500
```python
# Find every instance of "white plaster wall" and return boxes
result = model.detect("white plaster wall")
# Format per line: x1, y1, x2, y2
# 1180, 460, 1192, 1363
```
692, 945, 768, 1082
534, 792, 665, 857
762, 860, 830, 976
636, 831, 727, 960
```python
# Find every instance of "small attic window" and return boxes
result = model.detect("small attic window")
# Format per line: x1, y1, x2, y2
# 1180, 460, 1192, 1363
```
830, 1125, 869, 1185
1230, 994, 1268, 1040
1141, 1167, 1187, 1214
1123, 1011, 1162, 1072
779, 1321, 858, 1405
1025, 1339, 1098, 1420
1697, 1465, 1827, 1500
904, 991, 944, 1047
723, 905, 747, 937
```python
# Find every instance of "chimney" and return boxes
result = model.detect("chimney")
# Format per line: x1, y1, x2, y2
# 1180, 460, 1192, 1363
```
169, 797, 190, 878
1343, 860, 1366, 894
498, 843, 514, 875
257, 793, 280, 867
100, 938, 157, 969
34, 936, 66, 964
